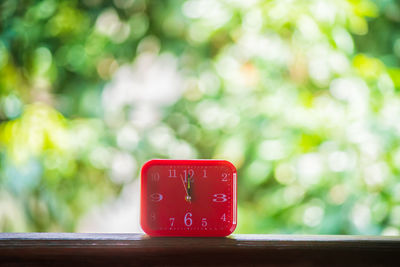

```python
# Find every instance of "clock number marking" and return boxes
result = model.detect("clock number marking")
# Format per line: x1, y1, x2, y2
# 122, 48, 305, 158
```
169, 169, 176, 178
182, 169, 194, 182
221, 173, 228, 182
150, 193, 163, 202
184, 212, 193, 227
151, 172, 160, 182
221, 213, 226, 222
151, 212, 156, 221
203, 169, 207, 178
201, 218, 207, 227
212, 193, 228, 202
169, 218, 175, 227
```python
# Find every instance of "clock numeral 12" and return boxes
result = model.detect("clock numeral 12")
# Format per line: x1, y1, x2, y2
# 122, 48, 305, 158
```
182, 169, 194, 182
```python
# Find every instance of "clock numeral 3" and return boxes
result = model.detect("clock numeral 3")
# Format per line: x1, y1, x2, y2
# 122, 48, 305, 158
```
150, 193, 163, 202
212, 193, 228, 202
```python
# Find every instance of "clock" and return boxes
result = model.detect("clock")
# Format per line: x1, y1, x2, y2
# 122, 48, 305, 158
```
140, 159, 237, 237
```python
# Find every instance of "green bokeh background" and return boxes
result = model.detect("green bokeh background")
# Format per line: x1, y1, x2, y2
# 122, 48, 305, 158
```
1, 0, 400, 234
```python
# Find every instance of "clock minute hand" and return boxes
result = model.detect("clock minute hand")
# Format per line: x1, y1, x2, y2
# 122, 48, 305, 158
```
187, 174, 192, 200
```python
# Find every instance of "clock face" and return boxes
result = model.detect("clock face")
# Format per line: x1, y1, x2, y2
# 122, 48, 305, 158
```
140, 159, 237, 237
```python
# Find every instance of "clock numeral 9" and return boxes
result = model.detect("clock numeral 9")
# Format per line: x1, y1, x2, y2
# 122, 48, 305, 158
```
184, 212, 193, 227
201, 218, 207, 227
221, 173, 228, 182
150, 193, 163, 202
151, 172, 160, 182
212, 193, 228, 202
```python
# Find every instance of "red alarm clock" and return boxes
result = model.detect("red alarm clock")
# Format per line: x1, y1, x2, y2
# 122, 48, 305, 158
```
140, 159, 237, 237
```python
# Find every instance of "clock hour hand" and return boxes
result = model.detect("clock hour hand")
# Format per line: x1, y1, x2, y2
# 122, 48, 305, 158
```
180, 174, 191, 203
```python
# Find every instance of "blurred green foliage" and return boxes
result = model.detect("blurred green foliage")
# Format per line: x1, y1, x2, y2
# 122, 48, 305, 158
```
1, 0, 400, 234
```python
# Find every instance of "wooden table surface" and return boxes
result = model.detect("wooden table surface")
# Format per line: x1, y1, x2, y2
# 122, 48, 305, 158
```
1, 233, 400, 266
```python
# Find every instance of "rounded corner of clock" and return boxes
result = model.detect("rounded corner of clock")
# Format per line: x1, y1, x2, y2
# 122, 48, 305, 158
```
215, 223, 236, 237
227, 221, 237, 235
216, 222, 236, 237
221, 160, 237, 173
139, 218, 154, 236
141, 159, 156, 174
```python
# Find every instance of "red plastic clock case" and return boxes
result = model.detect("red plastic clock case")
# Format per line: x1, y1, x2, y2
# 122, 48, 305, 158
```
140, 159, 237, 237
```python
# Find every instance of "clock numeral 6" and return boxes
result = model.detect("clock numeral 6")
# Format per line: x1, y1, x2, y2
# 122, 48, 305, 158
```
221, 173, 228, 182
212, 193, 228, 202
201, 218, 207, 227
150, 193, 163, 202
184, 212, 193, 227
